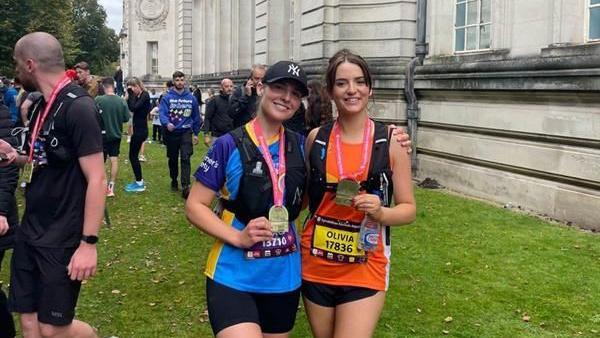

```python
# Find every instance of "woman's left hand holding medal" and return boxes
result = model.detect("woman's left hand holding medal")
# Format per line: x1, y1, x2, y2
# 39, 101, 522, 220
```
236, 217, 273, 248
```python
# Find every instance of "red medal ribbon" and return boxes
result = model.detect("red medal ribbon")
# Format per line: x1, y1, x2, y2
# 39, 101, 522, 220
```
333, 118, 372, 181
28, 74, 73, 163
252, 118, 286, 207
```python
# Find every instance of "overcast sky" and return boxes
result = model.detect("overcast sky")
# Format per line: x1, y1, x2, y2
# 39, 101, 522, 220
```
98, 0, 122, 33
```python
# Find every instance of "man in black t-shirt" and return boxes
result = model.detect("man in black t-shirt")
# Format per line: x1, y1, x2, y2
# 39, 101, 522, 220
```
0, 32, 105, 338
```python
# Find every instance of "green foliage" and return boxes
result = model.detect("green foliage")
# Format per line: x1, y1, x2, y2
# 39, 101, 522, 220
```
26, 0, 79, 66
0, 0, 34, 76
72, 0, 119, 75
1, 140, 598, 337
0, 0, 118, 77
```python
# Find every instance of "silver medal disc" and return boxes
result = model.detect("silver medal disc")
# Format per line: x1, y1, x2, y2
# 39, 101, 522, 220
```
269, 206, 289, 233
335, 179, 360, 206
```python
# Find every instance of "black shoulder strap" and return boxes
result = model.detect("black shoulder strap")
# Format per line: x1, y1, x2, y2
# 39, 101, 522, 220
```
366, 121, 390, 177
309, 121, 334, 180
229, 126, 256, 166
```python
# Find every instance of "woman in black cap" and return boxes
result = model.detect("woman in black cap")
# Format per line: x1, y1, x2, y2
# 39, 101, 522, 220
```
186, 60, 309, 338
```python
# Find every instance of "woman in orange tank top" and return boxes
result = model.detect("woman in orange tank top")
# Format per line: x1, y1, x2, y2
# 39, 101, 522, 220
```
301, 49, 416, 338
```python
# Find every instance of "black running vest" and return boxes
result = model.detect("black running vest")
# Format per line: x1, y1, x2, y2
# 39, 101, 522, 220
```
221, 126, 306, 225
307, 120, 394, 214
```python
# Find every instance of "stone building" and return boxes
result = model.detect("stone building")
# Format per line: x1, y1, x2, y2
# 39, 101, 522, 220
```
417, 0, 600, 231
120, 0, 600, 230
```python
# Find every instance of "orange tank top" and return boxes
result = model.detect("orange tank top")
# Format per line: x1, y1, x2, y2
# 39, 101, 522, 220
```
301, 126, 391, 291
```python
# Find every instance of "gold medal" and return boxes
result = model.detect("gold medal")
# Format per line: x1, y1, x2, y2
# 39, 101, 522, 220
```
269, 205, 289, 233
335, 179, 360, 206
22, 162, 34, 184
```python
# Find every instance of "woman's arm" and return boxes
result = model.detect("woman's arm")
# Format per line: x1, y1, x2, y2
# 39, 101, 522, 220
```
354, 140, 416, 226
185, 182, 273, 248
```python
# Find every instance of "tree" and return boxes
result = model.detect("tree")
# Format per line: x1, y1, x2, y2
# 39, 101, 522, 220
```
72, 0, 119, 75
0, 0, 34, 76
27, 0, 80, 66
0, 0, 118, 77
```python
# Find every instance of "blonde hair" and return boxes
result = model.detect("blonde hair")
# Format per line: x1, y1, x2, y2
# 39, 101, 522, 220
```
126, 77, 145, 92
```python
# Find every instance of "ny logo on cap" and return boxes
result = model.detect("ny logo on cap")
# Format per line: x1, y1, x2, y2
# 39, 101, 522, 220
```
288, 64, 300, 77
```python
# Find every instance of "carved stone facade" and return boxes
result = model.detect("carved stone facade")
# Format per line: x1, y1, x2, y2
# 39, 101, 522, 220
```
120, 0, 414, 119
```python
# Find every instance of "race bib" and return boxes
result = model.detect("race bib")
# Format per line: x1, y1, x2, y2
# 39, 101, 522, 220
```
310, 215, 366, 263
245, 229, 297, 259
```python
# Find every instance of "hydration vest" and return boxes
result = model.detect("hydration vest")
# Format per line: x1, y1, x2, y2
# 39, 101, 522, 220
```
307, 120, 394, 214
221, 126, 306, 225
28, 84, 104, 168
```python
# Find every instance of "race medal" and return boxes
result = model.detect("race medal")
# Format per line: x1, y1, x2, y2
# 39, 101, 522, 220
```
332, 118, 372, 205
335, 179, 360, 207
251, 118, 289, 233
269, 205, 289, 233
22, 162, 34, 183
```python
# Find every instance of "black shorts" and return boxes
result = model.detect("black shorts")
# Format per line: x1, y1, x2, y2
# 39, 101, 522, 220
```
9, 240, 81, 326
301, 280, 378, 307
206, 278, 300, 335
103, 138, 121, 158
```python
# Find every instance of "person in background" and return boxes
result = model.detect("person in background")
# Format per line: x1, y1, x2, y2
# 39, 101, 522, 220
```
228, 64, 266, 128
150, 97, 163, 144
0, 97, 17, 338
124, 77, 151, 193
114, 65, 124, 96
158, 71, 201, 199
193, 85, 204, 112
305, 79, 333, 133
282, 102, 307, 136
96, 77, 130, 197
202, 78, 234, 147
2, 79, 18, 123
74, 61, 99, 98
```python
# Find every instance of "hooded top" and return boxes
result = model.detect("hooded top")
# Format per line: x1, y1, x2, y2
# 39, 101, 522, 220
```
158, 88, 202, 135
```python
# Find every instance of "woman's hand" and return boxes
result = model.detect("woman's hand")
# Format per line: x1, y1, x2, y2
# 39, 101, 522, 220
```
236, 217, 273, 248
353, 194, 383, 221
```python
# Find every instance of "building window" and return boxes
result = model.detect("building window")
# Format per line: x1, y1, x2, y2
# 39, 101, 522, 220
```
454, 0, 491, 52
589, 0, 600, 40
147, 41, 158, 75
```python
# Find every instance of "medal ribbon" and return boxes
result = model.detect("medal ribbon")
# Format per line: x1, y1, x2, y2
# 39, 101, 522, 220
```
333, 118, 372, 181
28, 74, 73, 163
252, 118, 286, 207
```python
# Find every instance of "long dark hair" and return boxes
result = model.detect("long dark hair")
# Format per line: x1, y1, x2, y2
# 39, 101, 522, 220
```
325, 49, 373, 95
305, 80, 332, 130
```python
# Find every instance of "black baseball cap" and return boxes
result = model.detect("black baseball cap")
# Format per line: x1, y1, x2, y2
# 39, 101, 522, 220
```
263, 60, 308, 97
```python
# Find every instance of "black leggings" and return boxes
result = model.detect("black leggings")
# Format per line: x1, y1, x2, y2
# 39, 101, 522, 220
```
152, 125, 162, 142
129, 129, 148, 181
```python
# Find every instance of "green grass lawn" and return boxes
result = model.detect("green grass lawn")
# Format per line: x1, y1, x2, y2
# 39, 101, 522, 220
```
1, 137, 599, 337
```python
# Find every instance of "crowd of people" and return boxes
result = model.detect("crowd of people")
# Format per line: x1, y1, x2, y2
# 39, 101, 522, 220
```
0, 31, 414, 338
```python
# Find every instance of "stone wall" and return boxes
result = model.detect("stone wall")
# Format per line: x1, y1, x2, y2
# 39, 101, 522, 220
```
417, 0, 600, 230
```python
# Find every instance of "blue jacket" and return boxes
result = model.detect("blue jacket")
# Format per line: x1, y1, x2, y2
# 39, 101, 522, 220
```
4, 87, 18, 123
158, 88, 201, 135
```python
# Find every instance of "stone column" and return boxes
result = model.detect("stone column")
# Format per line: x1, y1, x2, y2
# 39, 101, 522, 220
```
237, 0, 254, 70
176, 0, 193, 74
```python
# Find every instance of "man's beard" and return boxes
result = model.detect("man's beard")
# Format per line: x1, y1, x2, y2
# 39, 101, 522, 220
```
21, 80, 37, 92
